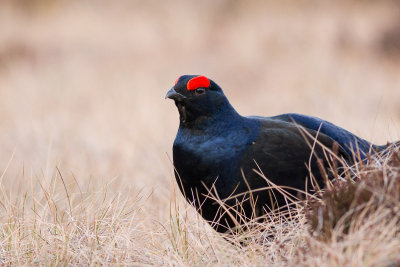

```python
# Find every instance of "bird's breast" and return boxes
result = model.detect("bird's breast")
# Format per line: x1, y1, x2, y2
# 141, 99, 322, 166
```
174, 134, 243, 167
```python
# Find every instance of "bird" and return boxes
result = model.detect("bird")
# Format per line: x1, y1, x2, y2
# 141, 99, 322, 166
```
166, 74, 392, 233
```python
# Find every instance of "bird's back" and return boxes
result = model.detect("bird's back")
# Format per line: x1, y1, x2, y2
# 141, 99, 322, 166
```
269, 113, 383, 158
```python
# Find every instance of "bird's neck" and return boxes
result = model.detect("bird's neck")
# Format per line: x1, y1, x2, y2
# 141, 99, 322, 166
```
179, 103, 242, 133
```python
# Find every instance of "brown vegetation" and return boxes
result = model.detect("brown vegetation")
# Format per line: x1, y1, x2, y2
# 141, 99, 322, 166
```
0, 0, 399, 265
306, 148, 400, 242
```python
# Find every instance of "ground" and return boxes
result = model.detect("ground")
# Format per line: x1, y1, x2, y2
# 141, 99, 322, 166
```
0, 1, 399, 265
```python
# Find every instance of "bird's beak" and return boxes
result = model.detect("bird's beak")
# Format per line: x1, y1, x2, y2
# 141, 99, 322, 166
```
165, 87, 186, 101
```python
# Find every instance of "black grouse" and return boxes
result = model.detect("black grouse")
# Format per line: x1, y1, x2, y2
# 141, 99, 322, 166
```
166, 75, 391, 233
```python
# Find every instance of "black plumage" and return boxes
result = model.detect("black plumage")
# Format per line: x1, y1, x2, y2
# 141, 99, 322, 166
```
166, 75, 389, 233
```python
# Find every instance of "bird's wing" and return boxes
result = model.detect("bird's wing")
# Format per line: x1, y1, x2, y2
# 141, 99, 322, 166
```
268, 113, 376, 159
240, 118, 352, 192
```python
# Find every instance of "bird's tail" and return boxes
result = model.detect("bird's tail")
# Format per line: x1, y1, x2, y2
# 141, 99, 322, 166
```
374, 140, 399, 153
385, 140, 399, 148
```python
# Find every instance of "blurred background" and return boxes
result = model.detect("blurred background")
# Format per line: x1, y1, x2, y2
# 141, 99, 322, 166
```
1, 0, 400, 209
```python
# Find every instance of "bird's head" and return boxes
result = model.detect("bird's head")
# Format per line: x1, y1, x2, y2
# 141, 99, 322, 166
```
166, 75, 236, 126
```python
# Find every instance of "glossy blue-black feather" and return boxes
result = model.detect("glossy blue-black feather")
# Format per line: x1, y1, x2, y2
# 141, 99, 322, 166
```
168, 75, 393, 233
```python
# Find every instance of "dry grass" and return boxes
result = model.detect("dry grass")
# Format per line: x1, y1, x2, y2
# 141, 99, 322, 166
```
306, 148, 400, 242
0, 0, 400, 266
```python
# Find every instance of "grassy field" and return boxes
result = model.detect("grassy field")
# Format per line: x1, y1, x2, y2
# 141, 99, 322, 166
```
0, 1, 399, 265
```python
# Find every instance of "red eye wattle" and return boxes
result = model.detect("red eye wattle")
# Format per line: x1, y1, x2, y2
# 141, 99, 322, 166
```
187, 76, 210, 91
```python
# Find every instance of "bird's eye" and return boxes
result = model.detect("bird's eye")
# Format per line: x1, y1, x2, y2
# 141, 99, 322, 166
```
195, 88, 205, 95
